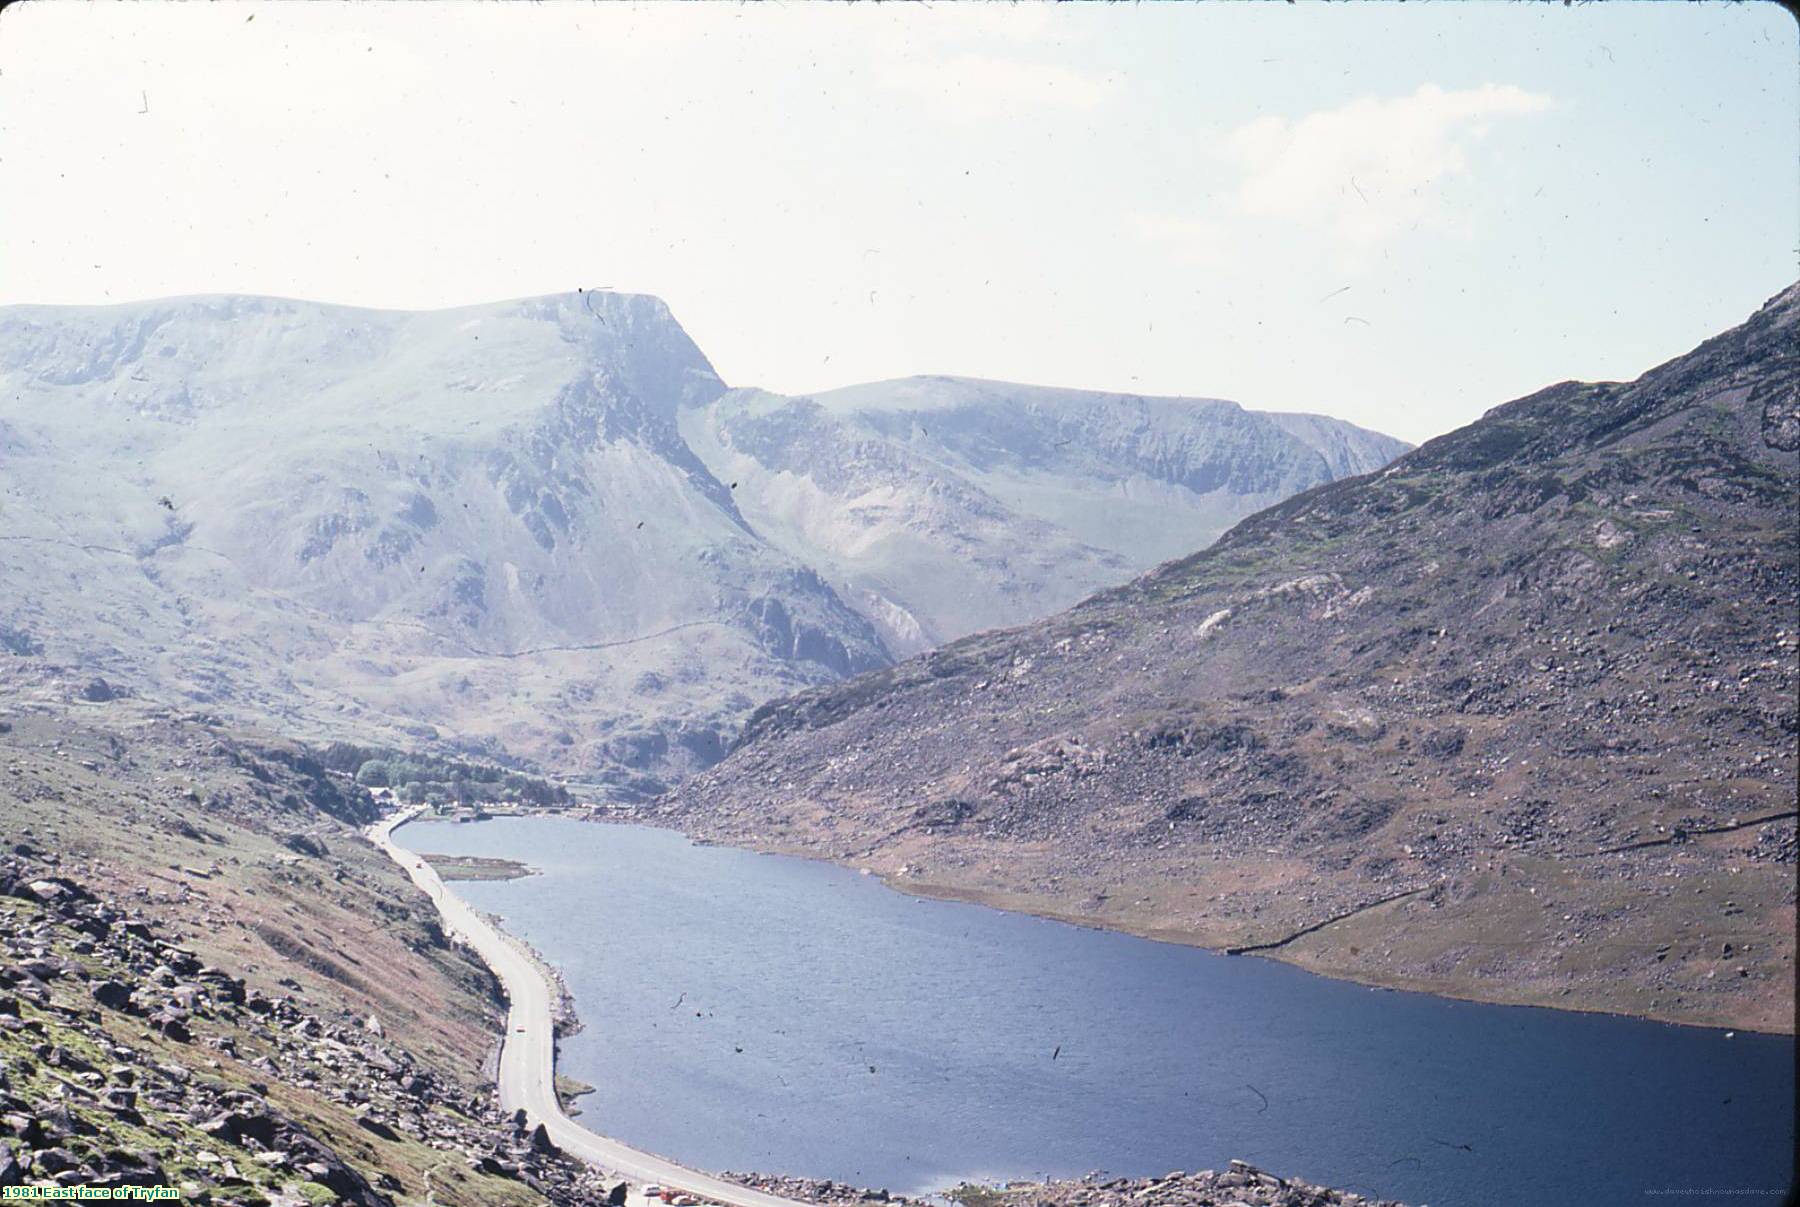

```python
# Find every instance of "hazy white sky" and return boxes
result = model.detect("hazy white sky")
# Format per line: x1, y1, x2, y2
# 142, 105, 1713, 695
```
1, 2, 1793, 442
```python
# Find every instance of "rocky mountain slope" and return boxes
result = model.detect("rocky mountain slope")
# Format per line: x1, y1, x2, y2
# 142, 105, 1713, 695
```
0, 700, 627, 1206
0, 293, 1401, 793
661, 285, 1800, 1033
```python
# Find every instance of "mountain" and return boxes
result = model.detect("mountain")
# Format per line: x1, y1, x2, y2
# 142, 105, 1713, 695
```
660, 285, 1800, 1033
0, 292, 892, 795
681, 377, 1405, 654
0, 292, 1402, 793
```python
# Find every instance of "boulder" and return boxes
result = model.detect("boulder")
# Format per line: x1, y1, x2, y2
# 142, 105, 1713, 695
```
32, 1146, 79, 1175
281, 833, 327, 859
79, 678, 122, 703
87, 1154, 168, 1191
20, 879, 69, 905
199, 1107, 278, 1148
150, 1011, 190, 1043
197, 969, 246, 1005
355, 1114, 399, 1141
36, 1102, 89, 1141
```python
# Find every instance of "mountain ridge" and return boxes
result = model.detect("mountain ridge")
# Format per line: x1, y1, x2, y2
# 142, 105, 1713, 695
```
0, 290, 1405, 791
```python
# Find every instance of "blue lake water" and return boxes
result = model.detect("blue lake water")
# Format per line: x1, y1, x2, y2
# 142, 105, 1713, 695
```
396, 817, 1795, 1205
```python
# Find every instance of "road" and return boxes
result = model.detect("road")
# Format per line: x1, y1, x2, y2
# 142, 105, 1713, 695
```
368, 809, 810, 1207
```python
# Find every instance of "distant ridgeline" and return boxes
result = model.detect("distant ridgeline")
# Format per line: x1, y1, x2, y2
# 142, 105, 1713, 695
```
0, 291, 1404, 792
316, 741, 573, 808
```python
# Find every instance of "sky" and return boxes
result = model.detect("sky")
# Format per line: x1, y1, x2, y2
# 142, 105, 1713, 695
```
0, 2, 1793, 444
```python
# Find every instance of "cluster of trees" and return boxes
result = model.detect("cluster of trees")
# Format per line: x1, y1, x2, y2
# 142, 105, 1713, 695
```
318, 742, 571, 808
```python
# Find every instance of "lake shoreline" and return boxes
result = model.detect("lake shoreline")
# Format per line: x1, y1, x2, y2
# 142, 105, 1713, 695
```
432, 804, 1794, 1037
857, 872, 1796, 1038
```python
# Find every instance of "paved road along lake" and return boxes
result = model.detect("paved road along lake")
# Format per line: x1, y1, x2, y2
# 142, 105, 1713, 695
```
397, 817, 1795, 1205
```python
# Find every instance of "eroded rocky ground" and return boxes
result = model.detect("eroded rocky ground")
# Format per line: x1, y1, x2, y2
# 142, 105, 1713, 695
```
724, 1163, 1408, 1207
720, 1172, 931, 1206
947, 1165, 1408, 1207
0, 703, 623, 1205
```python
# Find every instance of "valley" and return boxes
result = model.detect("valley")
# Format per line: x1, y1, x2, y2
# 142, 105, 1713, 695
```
2, 285, 1792, 1207
0, 288, 1434, 1205
5, 7, 1793, 1204
659, 284, 1800, 1035
0, 701, 1428, 1206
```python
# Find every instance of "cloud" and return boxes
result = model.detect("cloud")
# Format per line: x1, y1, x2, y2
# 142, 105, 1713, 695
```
876, 52, 1114, 118
1224, 83, 1554, 250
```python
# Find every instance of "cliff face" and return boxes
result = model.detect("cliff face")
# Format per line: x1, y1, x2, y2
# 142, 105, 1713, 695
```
0, 293, 1401, 793
663, 285, 1800, 1033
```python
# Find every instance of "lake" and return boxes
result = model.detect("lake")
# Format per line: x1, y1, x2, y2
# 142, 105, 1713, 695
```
396, 816, 1795, 1205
